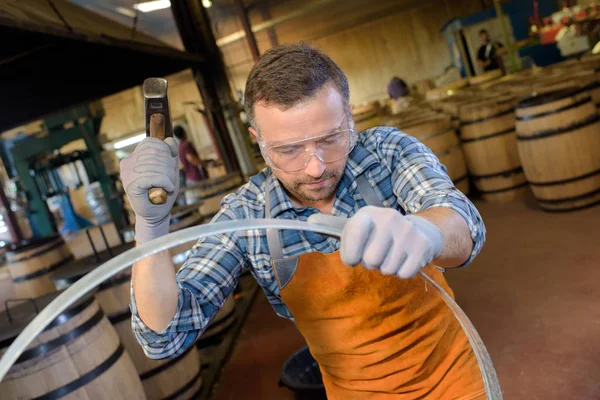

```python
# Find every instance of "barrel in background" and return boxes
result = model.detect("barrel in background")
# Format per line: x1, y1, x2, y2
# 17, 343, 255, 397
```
516, 86, 600, 212
352, 102, 382, 132
460, 98, 528, 203
0, 292, 145, 399
393, 115, 470, 195
6, 235, 73, 299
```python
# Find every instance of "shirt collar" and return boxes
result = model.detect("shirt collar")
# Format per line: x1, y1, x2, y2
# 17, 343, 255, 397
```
265, 143, 379, 218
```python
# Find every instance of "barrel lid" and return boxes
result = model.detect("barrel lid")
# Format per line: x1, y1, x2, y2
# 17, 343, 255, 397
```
50, 242, 135, 286
9, 234, 62, 253
0, 290, 96, 347
517, 86, 588, 109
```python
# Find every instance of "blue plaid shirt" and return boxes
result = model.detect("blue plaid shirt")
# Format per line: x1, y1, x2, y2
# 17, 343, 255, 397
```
130, 126, 486, 359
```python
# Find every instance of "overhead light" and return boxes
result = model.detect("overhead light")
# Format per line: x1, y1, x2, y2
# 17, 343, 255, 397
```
133, 0, 171, 13
113, 133, 146, 149
202, 0, 212, 8
115, 6, 137, 18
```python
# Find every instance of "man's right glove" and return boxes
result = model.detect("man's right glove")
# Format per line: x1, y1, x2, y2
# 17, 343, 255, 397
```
120, 137, 180, 244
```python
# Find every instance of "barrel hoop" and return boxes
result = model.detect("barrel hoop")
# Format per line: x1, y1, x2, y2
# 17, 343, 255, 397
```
535, 186, 600, 204
460, 107, 514, 126
516, 97, 591, 121
12, 255, 75, 283
139, 345, 196, 381
516, 114, 600, 141
16, 309, 104, 364
471, 166, 523, 180
161, 369, 203, 400
414, 128, 455, 143
540, 199, 600, 213
435, 143, 461, 157
583, 81, 600, 91
528, 167, 600, 187
0, 296, 96, 349
8, 240, 65, 263
461, 127, 515, 144
452, 174, 469, 184
479, 181, 529, 194
99, 272, 132, 292
517, 86, 592, 109
32, 344, 125, 400
108, 309, 131, 325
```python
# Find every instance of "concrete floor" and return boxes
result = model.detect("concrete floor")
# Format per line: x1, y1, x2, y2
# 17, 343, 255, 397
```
214, 197, 600, 400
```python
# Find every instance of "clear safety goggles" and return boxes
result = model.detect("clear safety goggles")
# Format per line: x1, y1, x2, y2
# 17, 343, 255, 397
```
257, 120, 357, 173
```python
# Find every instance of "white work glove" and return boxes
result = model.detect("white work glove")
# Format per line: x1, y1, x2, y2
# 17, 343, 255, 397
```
308, 206, 444, 278
120, 137, 179, 244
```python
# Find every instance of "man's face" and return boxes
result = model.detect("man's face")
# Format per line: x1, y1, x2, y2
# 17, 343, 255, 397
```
480, 32, 490, 44
251, 85, 350, 206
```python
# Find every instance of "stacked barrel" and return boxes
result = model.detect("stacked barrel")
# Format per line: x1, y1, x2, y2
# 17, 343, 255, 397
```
6, 235, 73, 299
0, 292, 146, 399
390, 114, 470, 195
515, 86, 600, 211
459, 96, 528, 203
352, 101, 382, 132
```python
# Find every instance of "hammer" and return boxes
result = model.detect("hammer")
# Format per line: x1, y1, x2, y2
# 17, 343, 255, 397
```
143, 77, 173, 205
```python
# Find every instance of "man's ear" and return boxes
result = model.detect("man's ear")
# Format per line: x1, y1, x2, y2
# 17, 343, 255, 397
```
249, 127, 258, 139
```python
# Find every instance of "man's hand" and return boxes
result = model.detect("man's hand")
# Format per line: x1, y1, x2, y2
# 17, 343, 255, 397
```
310, 206, 444, 278
120, 137, 179, 244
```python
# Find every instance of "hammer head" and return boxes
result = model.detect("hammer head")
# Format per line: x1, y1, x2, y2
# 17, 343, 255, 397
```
143, 78, 173, 140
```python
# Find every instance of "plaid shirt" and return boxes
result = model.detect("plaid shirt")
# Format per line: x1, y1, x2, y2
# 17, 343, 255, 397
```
130, 126, 486, 359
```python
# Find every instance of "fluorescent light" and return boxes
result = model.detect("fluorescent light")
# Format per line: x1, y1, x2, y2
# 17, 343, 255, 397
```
133, 0, 171, 13
0, 227, 8, 234
113, 133, 146, 149
202, 0, 212, 8
115, 6, 137, 18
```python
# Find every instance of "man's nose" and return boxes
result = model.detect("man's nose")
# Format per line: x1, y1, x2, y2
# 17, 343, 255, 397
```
304, 152, 326, 179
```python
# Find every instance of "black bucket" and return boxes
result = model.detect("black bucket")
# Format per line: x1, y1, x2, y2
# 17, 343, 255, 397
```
279, 346, 327, 400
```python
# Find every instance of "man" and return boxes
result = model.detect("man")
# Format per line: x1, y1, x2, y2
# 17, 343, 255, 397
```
121, 44, 486, 399
477, 29, 506, 72
173, 125, 208, 204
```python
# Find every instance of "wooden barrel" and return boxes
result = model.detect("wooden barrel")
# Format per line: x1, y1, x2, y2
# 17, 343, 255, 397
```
468, 69, 503, 86
0, 265, 16, 313
352, 108, 382, 133
0, 291, 145, 399
50, 242, 204, 400
169, 205, 205, 268
394, 115, 469, 195
6, 235, 74, 299
583, 80, 600, 109
515, 86, 600, 211
195, 295, 237, 348
460, 98, 528, 203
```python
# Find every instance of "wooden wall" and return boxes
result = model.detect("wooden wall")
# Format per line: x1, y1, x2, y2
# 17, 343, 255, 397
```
219, 0, 485, 106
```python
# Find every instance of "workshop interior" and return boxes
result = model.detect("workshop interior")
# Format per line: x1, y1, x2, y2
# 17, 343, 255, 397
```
0, 0, 599, 399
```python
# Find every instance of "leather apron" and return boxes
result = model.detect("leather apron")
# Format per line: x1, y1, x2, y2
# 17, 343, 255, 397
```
265, 174, 485, 399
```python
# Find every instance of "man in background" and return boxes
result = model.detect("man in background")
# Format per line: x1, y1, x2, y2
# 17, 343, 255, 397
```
173, 125, 208, 204
477, 29, 506, 72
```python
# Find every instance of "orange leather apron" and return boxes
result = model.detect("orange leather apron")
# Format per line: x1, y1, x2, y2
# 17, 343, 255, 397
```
266, 174, 485, 399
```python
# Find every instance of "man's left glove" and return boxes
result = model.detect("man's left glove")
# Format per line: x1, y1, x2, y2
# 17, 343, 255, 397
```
308, 206, 444, 278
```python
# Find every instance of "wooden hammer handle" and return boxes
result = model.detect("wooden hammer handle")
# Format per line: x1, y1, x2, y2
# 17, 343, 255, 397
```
148, 113, 168, 205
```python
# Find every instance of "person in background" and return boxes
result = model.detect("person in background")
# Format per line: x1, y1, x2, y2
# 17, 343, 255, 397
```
173, 125, 208, 204
477, 29, 506, 72
387, 76, 412, 113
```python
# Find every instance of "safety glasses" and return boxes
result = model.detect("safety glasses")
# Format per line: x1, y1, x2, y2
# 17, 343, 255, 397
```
257, 117, 357, 173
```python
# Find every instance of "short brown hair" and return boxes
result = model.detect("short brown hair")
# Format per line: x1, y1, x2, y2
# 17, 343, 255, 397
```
244, 43, 350, 130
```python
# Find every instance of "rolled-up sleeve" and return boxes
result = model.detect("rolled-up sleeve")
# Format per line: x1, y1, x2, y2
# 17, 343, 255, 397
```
130, 203, 247, 359
380, 129, 486, 266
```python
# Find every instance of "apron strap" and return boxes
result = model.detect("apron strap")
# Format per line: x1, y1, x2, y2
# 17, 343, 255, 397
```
355, 175, 384, 207
265, 174, 285, 260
